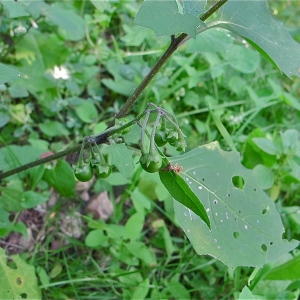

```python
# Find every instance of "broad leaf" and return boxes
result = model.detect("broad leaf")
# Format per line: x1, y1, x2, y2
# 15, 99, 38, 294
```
0, 64, 21, 85
213, 0, 300, 78
172, 142, 298, 268
183, 0, 207, 17
186, 28, 233, 53
159, 170, 210, 228
135, 0, 206, 38
0, 248, 41, 299
108, 143, 135, 178
75, 101, 98, 124
0, 0, 31, 18
43, 160, 76, 197
44, 3, 85, 41
265, 255, 300, 280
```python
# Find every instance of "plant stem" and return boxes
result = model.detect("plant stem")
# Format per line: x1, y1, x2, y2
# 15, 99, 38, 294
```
0, 0, 228, 181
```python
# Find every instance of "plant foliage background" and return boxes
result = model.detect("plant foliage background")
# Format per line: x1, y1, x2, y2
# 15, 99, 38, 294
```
0, 0, 300, 299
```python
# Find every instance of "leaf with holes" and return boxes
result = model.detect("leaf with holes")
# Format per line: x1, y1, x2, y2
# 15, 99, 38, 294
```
171, 142, 299, 268
0, 248, 41, 299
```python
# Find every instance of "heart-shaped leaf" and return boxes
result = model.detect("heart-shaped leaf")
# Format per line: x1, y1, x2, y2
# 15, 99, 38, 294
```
172, 142, 298, 268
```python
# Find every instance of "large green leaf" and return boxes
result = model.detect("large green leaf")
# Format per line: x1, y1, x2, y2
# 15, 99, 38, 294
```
213, 0, 300, 78
0, 0, 31, 18
183, 0, 207, 17
0, 248, 41, 299
172, 142, 298, 268
135, 0, 206, 38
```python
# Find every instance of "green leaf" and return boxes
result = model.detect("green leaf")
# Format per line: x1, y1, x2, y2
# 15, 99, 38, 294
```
135, 0, 205, 38
225, 44, 260, 74
125, 241, 156, 265
89, 0, 113, 13
0, 0, 31, 18
21, 191, 48, 209
85, 229, 108, 248
39, 120, 69, 137
166, 276, 190, 299
124, 212, 145, 241
0, 248, 41, 299
131, 278, 150, 300
186, 28, 233, 53
108, 143, 135, 178
0, 64, 21, 85
265, 255, 300, 280
43, 160, 76, 197
183, 0, 207, 17
0, 145, 45, 172
0, 204, 12, 237
0, 180, 24, 212
252, 138, 280, 155
159, 169, 210, 229
74, 101, 98, 124
172, 142, 298, 268
44, 3, 85, 41
239, 286, 258, 300
253, 165, 274, 190
214, 0, 300, 78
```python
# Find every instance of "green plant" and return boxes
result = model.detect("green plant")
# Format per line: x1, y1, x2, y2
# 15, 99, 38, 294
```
0, 0, 300, 299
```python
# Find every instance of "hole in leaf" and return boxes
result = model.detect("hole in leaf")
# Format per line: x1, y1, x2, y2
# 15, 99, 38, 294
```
261, 244, 268, 252
262, 207, 268, 215
202, 178, 205, 182
253, 188, 257, 191
16, 277, 22, 285
269, 241, 273, 246
213, 199, 218, 204
6, 258, 17, 269
20, 293, 27, 299
232, 175, 245, 189
233, 232, 239, 239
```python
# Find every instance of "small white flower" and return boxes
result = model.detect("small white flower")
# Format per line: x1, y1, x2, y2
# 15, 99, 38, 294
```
14, 25, 27, 34
52, 65, 70, 80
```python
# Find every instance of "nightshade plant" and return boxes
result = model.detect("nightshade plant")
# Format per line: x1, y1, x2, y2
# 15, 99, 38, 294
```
0, 0, 300, 298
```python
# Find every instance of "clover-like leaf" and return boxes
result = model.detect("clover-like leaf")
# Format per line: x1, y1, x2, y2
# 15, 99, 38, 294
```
213, 0, 300, 78
135, 0, 206, 38
172, 142, 298, 268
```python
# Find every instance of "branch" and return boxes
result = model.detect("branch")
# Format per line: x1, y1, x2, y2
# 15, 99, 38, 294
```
0, 0, 228, 181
